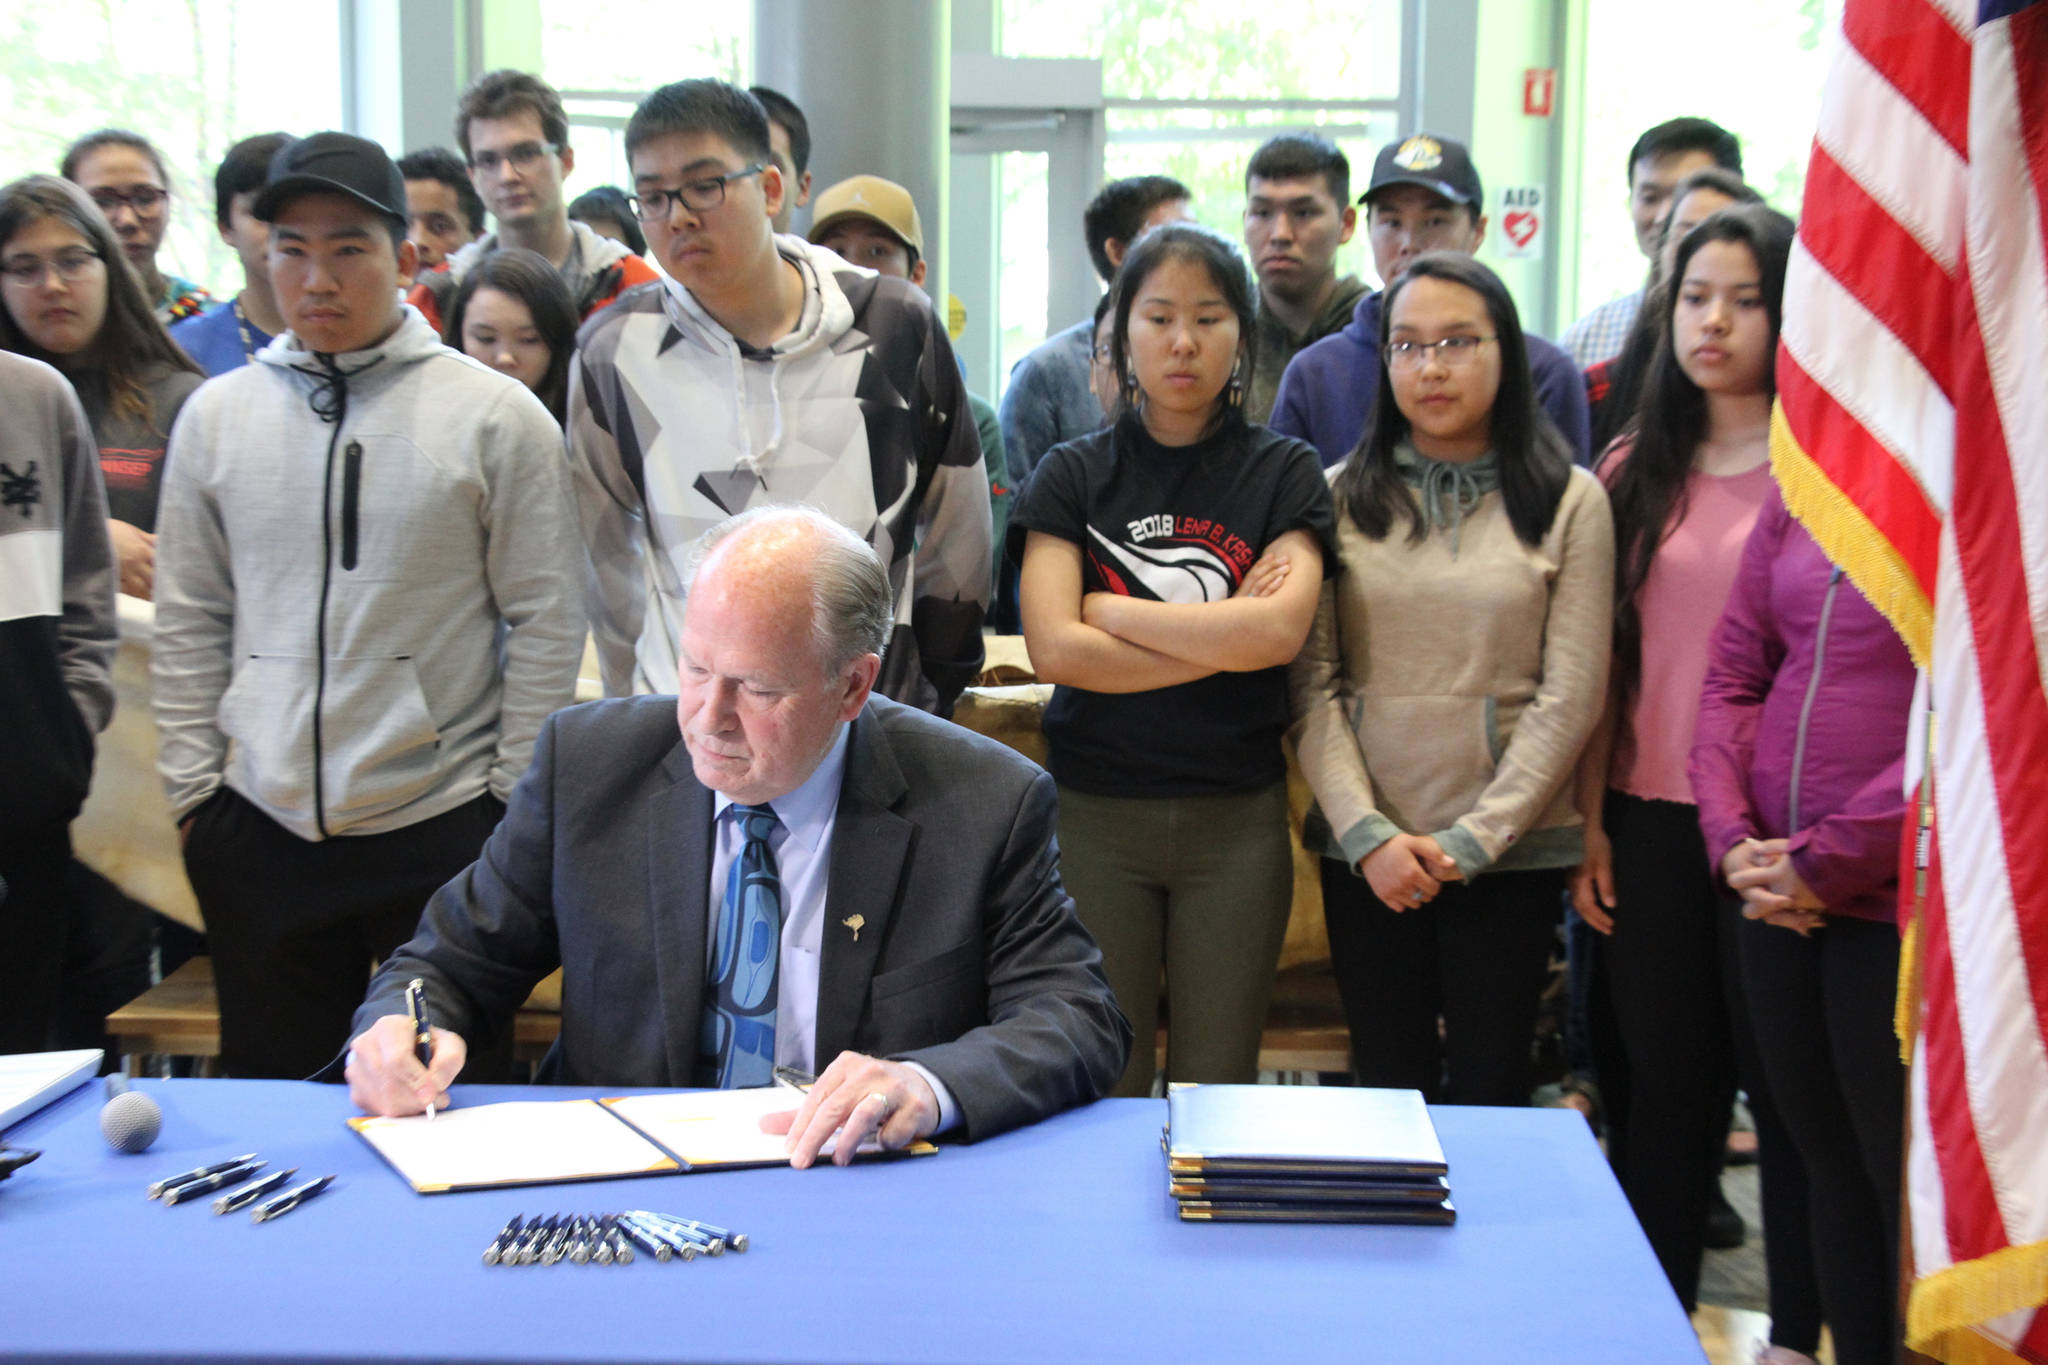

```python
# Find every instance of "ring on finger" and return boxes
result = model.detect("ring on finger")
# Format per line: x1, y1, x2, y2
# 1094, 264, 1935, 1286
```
865, 1090, 892, 1115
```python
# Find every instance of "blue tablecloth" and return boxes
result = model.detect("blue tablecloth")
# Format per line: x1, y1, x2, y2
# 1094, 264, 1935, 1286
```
0, 1082, 1702, 1364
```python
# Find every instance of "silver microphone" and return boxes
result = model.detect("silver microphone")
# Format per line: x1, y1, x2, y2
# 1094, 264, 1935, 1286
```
100, 1075, 163, 1154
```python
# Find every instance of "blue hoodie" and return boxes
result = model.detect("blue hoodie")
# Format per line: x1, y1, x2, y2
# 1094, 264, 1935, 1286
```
1269, 290, 1592, 469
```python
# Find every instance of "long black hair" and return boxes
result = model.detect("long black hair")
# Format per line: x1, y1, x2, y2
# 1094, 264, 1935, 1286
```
441, 246, 579, 424
1589, 167, 1760, 455
1107, 220, 1257, 439
1607, 201, 1795, 723
1331, 251, 1570, 546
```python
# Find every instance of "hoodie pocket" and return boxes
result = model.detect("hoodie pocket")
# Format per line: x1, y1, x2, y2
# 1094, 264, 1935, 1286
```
216, 652, 442, 821
1354, 693, 1498, 834
319, 653, 444, 818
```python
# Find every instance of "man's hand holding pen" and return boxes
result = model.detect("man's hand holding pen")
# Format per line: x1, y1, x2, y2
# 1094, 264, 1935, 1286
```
345, 1013, 467, 1118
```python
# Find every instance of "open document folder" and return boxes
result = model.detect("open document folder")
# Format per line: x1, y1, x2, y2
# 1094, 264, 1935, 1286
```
350, 1087, 936, 1194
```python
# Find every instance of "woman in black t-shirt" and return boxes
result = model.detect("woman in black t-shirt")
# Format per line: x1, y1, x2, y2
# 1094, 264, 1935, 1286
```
1011, 223, 1336, 1098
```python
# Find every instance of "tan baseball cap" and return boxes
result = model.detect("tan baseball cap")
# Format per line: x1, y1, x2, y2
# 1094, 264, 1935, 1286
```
807, 174, 924, 256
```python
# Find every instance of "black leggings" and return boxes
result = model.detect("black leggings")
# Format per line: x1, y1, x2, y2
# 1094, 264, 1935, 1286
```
1736, 910, 1904, 1365
1594, 792, 1738, 1311
1323, 861, 1562, 1106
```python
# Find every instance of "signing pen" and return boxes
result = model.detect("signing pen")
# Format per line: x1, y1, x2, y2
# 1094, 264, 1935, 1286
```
482, 1213, 524, 1266
251, 1174, 335, 1223
162, 1159, 266, 1206
148, 1153, 259, 1200
405, 977, 436, 1122
214, 1167, 297, 1214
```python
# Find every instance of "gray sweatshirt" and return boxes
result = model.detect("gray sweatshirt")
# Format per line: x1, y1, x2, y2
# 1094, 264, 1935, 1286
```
151, 306, 585, 840
0, 352, 116, 833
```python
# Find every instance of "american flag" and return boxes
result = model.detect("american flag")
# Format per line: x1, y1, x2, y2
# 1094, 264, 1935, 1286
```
1772, 1, 2048, 1361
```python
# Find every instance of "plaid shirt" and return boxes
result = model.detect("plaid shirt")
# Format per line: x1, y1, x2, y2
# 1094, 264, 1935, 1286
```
1562, 288, 1644, 369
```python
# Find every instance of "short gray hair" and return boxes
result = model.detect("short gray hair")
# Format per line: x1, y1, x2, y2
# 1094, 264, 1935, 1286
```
684, 505, 892, 675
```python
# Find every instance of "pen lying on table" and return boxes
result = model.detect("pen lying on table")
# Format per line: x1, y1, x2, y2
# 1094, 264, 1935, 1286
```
252, 1174, 336, 1223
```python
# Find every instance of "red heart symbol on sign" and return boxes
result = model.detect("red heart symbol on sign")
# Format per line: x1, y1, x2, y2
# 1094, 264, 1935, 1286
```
1504, 210, 1539, 247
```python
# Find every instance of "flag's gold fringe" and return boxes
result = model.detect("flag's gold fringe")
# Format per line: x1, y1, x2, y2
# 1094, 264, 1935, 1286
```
1900, 912, 1923, 1063
1770, 405, 1934, 669
1909, 1238, 2048, 1363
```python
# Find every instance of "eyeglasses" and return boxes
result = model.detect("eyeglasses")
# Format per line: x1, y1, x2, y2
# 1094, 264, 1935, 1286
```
626, 165, 766, 223
0, 248, 104, 287
1383, 335, 1496, 371
470, 141, 558, 174
87, 186, 168, 215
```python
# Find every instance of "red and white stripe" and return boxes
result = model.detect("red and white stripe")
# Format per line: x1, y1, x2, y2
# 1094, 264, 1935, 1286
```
1906, 2, 2048, 1358
1789, 0, 2048, 1357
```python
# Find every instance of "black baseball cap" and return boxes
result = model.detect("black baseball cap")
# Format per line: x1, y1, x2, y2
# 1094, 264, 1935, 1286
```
252, 131, 407, 225
1362, 134, 1484, 210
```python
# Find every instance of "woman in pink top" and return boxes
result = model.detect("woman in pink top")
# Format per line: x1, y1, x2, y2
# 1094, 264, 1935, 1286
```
1569, 205, 1819, 1349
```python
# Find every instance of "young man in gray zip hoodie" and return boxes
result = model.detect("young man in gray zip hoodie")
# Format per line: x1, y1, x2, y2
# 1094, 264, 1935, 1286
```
151, 133, 584, 1080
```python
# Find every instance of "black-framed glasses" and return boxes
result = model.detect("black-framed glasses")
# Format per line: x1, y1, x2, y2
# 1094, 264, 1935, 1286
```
1383, 335, 1496, 371
470, 141, 558, 174
626, 165, 766, 223
87, 186, 168, 215
0, 248, 104, 286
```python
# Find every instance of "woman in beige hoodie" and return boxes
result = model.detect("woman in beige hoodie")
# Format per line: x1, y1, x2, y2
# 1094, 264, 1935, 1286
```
1288, 252, 1613, 1106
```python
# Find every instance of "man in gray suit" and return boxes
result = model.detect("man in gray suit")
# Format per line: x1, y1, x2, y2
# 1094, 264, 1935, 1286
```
346, 506, 1129, 1164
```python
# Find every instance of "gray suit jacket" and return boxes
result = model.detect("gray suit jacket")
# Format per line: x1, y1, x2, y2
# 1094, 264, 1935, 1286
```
357, 694, 1131, 1140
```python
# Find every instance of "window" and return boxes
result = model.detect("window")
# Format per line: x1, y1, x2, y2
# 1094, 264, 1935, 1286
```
0, 0, 345, 298
1568, 0, 1842, 321
542, 0, 750, 195
987, 0, 1407, 371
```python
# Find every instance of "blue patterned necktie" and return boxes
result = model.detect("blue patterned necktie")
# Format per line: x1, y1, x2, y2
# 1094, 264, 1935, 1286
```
697, 803, 782, 1088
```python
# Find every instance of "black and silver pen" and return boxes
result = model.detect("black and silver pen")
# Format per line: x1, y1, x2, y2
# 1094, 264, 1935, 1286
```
214, 1166, 297, 1214
405, 977, 436, 1122
148, 1153, 259, 1200
512, 1214, 556, 1265
482, 1213, 524, 1266
251, 1174, 335, 1223
162, 1159, 266, 1206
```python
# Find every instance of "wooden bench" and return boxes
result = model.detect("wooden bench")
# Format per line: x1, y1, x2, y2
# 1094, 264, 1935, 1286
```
111, 958, 1353, 1082
105, 958, 566, 1077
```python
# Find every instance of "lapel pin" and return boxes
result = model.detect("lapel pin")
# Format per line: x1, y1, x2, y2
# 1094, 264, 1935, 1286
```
842, 914, 865, 942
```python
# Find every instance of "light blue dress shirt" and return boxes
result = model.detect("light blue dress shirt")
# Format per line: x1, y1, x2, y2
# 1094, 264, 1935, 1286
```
708, 723, 959, 1131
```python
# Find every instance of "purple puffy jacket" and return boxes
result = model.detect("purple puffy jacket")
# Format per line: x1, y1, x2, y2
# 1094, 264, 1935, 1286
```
1689, 485, 1918, 923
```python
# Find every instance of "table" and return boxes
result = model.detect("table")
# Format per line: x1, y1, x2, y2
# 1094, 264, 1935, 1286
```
0, 1081, 1704, 1364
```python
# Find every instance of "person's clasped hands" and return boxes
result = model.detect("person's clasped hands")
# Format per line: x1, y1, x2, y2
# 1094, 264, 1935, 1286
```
1721, 835, 1825, 935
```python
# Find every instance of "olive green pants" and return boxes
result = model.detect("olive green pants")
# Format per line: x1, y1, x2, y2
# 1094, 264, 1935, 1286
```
1055, 782, 1293, 1098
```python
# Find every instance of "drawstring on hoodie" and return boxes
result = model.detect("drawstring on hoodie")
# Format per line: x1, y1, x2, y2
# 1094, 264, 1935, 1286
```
1395, 444, 1501, 558
726, 348, 787, 483
289, 350, 383, 839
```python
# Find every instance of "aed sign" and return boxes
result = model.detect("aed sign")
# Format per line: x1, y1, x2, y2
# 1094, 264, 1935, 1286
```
1499, 185, 1545, 260
1524, 67, 1556, 118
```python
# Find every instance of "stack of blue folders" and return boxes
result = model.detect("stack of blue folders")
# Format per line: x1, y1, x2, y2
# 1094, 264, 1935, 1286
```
1164, 1084, 1454, 1224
